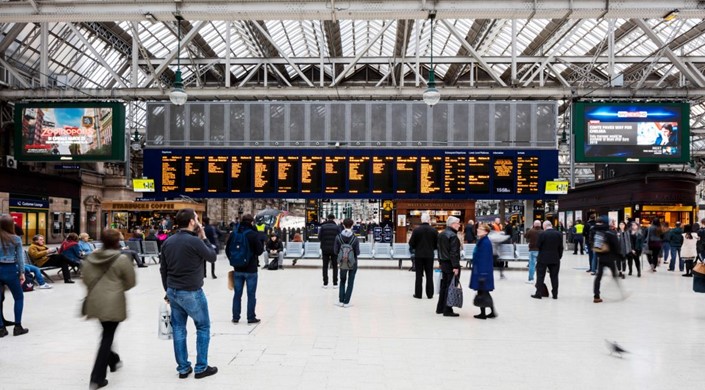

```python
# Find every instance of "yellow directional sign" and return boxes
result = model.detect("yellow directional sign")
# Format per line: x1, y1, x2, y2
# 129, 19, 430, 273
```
545, 181, 569, 195
133, 179, 156, 192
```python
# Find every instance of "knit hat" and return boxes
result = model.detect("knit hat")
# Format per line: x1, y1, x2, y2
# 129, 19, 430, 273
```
446, 216, 460, 226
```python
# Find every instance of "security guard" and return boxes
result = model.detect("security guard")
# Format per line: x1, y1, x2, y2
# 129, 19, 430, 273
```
573, 220, 585, 255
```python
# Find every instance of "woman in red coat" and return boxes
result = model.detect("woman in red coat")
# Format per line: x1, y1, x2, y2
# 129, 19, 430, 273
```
469, 223, 496, 319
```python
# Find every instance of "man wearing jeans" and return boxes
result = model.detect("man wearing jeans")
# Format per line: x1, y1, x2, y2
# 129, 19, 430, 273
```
160, 208, 218, 380
228, 214, 264, 324
523, 220, 542, 284
334, 218, 360, 307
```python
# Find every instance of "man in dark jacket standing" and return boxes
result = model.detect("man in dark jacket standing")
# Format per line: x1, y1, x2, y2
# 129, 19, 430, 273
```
227, 214, 264, 324
160, 208, 218, 380
585, 214, 597, 273
409, 213, 438, 299
318, 214, 341, 288
464, 219, 476, 243
531, 221, 563, 300
593, 217, 623, 303
436, 216, 462, 317
668, 221, 684, 272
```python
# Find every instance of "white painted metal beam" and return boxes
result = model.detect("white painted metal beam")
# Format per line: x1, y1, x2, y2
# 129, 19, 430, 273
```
66, 23, 128, 88
0, 56, 30, 88
441, 19, 507, 87
142, 20, 207, 87
250, 21, 314, 87
1, 1, 704, 23
331, 20, 395, 87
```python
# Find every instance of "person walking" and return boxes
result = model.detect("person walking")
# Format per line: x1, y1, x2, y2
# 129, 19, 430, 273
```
436, 216, 462, 317
680, 224, 698, 277
202, 217, 220, 279
626, 222, 643, 277
408, 213, 438, 299
585, 214, 597, 273
464, 219, 476, 244
334, 218, 360, 308
160, 208, 218, 380
318, 214, 341, 288
227, 214, 264, 324
523, 220, 543, 284
531, 221, 563, 300
83, 229, 136, 390
573, 219, 585, 255
0, 215, 28, 337
616, 222, 630, 279
469, 224, 496, 319
668, 221, 684, 272
593, 217, 623, 303
645, 218, 663, 272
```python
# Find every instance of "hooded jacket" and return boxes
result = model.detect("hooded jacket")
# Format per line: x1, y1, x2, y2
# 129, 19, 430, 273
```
333, 229, 361, 268
82, 249, 135, 322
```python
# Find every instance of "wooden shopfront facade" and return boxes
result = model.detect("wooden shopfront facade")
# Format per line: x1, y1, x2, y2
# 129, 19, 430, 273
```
102, 200, 206, 236
394, 200, 476, 243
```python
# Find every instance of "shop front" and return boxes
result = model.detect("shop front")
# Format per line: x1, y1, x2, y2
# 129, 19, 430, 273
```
9, 197, 49, 245
395, 200, 476, 243
101, 200, 206, 237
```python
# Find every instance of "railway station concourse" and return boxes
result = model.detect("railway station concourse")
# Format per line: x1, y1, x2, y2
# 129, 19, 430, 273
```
0, 1, 704, 389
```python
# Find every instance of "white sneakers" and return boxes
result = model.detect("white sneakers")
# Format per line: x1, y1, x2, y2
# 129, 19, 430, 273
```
343, 303, 352, 308
335, 302, 344, 307
38, 283, 52, 289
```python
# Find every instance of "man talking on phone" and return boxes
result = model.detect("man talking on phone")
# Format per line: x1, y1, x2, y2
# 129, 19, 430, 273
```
160, 208, 218, 380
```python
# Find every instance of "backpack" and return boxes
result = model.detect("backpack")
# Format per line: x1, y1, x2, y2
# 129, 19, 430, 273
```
336, 235, 357, 270
227, 224, 253, 268
267, 258, 279, 270
593, 231, 610, 253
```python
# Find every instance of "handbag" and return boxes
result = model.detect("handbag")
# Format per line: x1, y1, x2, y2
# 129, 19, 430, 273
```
81, 257, 118, 316
446, 276, 463, 308
472, 278, 494, 308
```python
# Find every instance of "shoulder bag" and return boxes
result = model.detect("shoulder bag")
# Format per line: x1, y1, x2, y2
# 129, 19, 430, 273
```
446, 275, 463, 308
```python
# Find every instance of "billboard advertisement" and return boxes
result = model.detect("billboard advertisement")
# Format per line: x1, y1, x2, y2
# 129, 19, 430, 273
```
573, 102, 690, 164
14, 102, 125, 162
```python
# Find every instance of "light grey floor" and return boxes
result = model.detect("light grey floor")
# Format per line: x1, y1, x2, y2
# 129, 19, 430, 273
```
1, 252, 703, 389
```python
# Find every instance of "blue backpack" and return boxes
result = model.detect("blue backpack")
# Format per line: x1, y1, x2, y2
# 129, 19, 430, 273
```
227, 224, 253, 267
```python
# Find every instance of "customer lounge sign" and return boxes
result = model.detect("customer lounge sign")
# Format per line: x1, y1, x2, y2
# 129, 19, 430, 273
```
10, 199, 49, 209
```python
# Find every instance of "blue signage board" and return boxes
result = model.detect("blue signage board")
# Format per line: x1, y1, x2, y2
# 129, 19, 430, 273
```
11, 198, 50, 209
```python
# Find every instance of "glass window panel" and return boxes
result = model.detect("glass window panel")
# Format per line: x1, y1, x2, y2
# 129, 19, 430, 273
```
452, 104, 469, 144
351, 104, 367, 142
169, 105, 187, 146
330, 104, 346, 141
391, 104, 408, 144
210, 104, 225, 145
229, 104, 246, 143
432, 105, 449, 145
537, 103, 556, 146
270, 103, 286, 141
495, 104, 510, 143
190, 104, 206, 144
411, 104, 427, 143
147, 105, 165, 145
289, 104, 306, 142
516, 104, 533, 145
310, 103, 326, 144
473, 104, 490, 145
371, 104, 387, 144
250, 104, 265, 143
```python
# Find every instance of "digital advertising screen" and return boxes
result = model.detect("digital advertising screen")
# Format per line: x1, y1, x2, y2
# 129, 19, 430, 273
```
143, 148, 558, 200
573, 102, 690, 163
14, 102, 125, 162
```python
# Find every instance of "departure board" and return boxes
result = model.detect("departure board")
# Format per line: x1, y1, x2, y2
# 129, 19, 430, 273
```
207, 156, 228, 193
254, 155, 275, 193
277, 156, 299, 193
348, 156, 370, 194
145, 148, 558, 200
492, 156, 515, 194
396, 156, 418, 194
301, 156, 323, 193
325, 156, 347, 194
231, 155, 252, 193
516, 154, 540, 194
372, 156, 394, 194
444, 154, 467, 194
468, 154, 491, 194
184, 155, 206, 193
161, 155, 183, 192
420, 156, 442, 194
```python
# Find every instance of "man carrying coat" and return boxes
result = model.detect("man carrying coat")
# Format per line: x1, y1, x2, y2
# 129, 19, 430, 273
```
531, 221, 563, 300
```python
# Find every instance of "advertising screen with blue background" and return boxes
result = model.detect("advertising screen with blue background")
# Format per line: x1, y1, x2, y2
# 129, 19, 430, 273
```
573, 102, 690, 163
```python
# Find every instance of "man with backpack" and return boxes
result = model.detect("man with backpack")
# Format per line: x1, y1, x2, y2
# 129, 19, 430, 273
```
334, 218, 360, 308
319, 214, 342, 288
226, 214, 264, 324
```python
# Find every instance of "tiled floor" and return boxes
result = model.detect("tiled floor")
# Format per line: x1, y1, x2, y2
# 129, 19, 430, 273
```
1, 252, 703, 389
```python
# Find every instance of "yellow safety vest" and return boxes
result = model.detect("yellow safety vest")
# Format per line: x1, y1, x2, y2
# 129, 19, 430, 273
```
256, 223, 265, 232
574, 224, 584, 234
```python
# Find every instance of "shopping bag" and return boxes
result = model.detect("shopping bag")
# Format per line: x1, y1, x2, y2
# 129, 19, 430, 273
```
446, 276, 463, 308
158, 301, 173, 340
433, 269, 442, 295
227, 270, 234, 290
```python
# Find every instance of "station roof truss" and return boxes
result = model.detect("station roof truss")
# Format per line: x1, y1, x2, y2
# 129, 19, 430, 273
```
5, 1, 705, 180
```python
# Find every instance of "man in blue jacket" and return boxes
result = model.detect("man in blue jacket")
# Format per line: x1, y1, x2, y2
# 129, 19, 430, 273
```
227, 214, 264, 324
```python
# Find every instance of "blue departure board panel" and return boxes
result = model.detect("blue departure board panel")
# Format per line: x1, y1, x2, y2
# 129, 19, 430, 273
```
144, 148, 559, 200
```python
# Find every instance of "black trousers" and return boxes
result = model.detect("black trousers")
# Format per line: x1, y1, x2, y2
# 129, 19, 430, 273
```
120, 250, 144, 266
203, 259, 216, 278
436, 270, 459, 314
627, 252, 641, 275
414, 257, 434, 298
594, 260, 618, 298
44, 254, 73, 282
322, 253, 338, 286
535, 262, 560, 297
90, 321, 120, 384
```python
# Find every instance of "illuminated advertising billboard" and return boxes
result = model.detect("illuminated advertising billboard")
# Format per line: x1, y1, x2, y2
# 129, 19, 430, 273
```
573, 102, 690, 164
14, 102, 125, 162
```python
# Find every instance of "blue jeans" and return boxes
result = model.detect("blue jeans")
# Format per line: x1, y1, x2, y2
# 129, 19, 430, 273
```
669, 247, 682, 271
662, 242, 671, 263
590, 251, 598, 273
24, 264, 45, 285
232, 272, 258, 321
166, 288, 211, 375
528, 251, 538, 281
0, 264, 24, 327
339, 268, 357, 304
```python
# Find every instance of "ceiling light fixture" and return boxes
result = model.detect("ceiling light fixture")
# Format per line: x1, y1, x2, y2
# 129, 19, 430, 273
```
169, 13, 187, 106
423, 10, 440, 107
